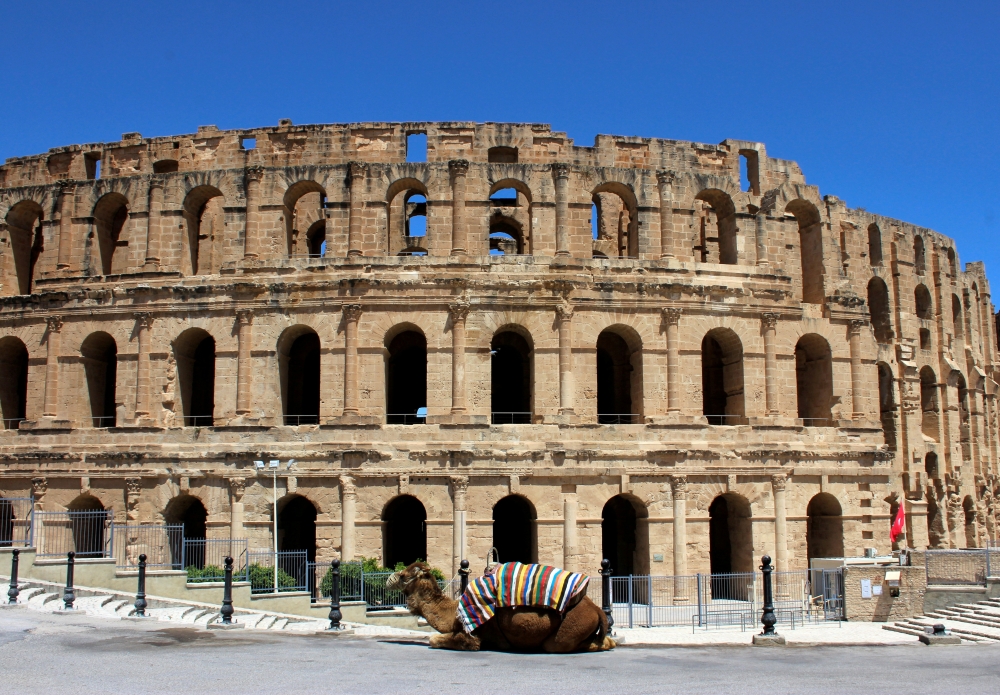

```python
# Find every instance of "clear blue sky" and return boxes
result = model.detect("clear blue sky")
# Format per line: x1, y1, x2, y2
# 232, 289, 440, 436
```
2, 1, 997, 288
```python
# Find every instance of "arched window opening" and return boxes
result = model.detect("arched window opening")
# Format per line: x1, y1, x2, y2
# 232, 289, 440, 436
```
282, 182, 326, 257
489, 221, 523, 255
277, 495, 316, 589
181, 186, 224, 276
787, 200, 824, 304
925, 451, 939, 480
795, 334, 833, 426
488, 146, 518, 163
67, 494, 107, 558
0, 337, 28, 429
919, 328, 932, 351
175, 329, 215, 427
920, 367, 939, 441
695, 189, 738, 265
152, 159, 179, 174
492, 495, 536, 564
867, 223, 883, 267
601, 495, 649, 584
738, 150, 760, 195
305, 220, 326, 257
953, 295, 964, 339
878, 363, 897, 450
5, 201, 45, 295
386, 330, 427, 424
491, 330, 531, 424
383, 495, 427, 568
81, 332, 117, 428
701, 328, 745, 425
592, 188, 638, 258
597, 329, 642, 424
914, 236, 925, 274
915, 285, 933, 320
963, 496, 978, 548
165, 495, 208, 569
868, 277, 892, 343
405, 193, 427, 237
925, 466, 945, 550
807, 493, 845, 560
708, 494, 753, 599
282, 331, 320, 425
947, 248, 957, 278
957, 375, 971, 461
387, 181, 430, 256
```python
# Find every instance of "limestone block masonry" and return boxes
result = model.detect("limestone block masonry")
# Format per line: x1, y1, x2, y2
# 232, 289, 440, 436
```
0, 121, 998, 580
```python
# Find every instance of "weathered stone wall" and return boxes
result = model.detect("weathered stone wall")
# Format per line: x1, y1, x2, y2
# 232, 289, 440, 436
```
843, 565, 926, 621
0, 121, 998, 580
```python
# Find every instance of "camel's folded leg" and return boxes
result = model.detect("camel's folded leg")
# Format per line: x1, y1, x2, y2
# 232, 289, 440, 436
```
429, 631, 481, 651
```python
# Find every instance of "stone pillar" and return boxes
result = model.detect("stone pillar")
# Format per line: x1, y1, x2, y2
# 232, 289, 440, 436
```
771, 474, 788, 571
849, 320, 865, 419
451, 476, 469, 576
754, 209, 768, 266
657, 171, 674, 259
56, 182, 74, 270
229, 477, 246, 539
125, 478, 142, 522
133, 313, 153, 417
663, 308, 682, 413
235, 309, 254, 416
671, 475, 688, 579
43, 316, 63, 418
342, 304, 363, 415
563, 490, 578, 571
143, 176, 164, 269
347, 162, 366, 257
449, 302, 470, 413
243, 167, 264, 260
556, 303, 575, 414
449, 160, 469, 255
31, 477, 47, 513
340, 475, 357, 561
553, 164, 570, 257
762, 313, 779, 416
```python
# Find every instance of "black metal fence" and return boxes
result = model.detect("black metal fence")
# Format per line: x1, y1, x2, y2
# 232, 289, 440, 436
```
247, 549, 309, 593
110, 524, 183, 569
307, 561, 460, 609
0, 497, 33, 547
34, 510, 112, 558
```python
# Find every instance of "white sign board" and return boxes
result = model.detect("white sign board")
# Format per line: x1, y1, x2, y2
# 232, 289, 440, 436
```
872, 584, 883, 596
861, 579, 872, 599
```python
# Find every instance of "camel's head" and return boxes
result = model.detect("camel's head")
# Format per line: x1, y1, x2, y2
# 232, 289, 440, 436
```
386, 561, 437, 595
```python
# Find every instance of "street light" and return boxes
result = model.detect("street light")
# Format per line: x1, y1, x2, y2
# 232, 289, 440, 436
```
255, 458, 296, 593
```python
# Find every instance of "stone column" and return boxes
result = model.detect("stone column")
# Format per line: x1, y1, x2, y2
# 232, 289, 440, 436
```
762, 313, 779, 416
754, 209, 768, 266
671, 475, 688, 579
31, 477, 47, 513
556, 303, 575, 414
43, 316, 63, 418
449, 302, 470, 413
235, 310, 254, 416
554, 164, 570, 257
347, 162, 365, 257
143, 176, 164, 269
451, 476, 469, 576
229, 477, 246, 539
243, 166, 264, 260
56, 182, 74, 270
340, 475, 357, 561
663, 308, 682, 413
133, 313, 153, 418
563, 490, 578, 571
342, 304, 363, 415
125, 478, 142, 522
449, 160, 469, 255
657, 171, 674, 259
771, 474, 788, 571
849, 320, 865, 419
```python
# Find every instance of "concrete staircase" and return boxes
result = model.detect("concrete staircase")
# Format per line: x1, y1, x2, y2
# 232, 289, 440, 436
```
882, 598, 1000, 643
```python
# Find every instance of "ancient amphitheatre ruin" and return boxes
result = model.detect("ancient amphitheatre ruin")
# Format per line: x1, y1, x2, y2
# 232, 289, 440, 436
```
0, 120, 996, 582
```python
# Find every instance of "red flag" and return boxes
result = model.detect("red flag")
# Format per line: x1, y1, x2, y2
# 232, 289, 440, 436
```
890, 502, 906, 543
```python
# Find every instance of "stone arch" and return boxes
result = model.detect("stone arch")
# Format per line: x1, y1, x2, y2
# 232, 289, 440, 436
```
164, 494, 208, 568
173, 327, 216, 427
0, 336, 28, 428
877, 362, 897, 449
597, 324, 643, 423
807, 493, 845, 560
489, 178, 532, 203
492, 494, 536, 564
786, 198, 824, 304
701, 327, 744, 424
601, 493, 649, 577
92, 192, 130, 275
181, 185, 224, 275
385, 325, 426, 424
4, 200, 45, 295
868, 277, 893, 343
795, 334, 833, 425
868, 223, 883, 266
920, 366, 939, 441
592, 182, 639, 258
915, 284, 933, 320
491, 324, 533, 423
694, 188, 738, 265
382, 494, 427, 568
277, 493, 317, 562
66, 493, 108, 558
277, 325, 320, 425
283, 180, 327, 257
708, 493, 753, 597
914, 235, 926, 274
489, 213, 525, 255
952, 294, 964, 339
386, 178, 429, 256
80, 331, 118, 428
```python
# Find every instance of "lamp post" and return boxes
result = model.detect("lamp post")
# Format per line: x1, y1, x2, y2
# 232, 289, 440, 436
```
255, 458, 295, 593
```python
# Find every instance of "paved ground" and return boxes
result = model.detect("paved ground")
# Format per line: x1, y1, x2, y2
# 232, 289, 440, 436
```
1, 608, 998, 695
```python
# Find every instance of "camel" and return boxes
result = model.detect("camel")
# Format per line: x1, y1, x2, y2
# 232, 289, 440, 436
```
386, 561, 615, 653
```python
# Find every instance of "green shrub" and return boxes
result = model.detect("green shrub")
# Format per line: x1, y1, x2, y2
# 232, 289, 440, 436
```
186, 565, 225, 583
249, 563, 297, 592
319, 556, 445, 599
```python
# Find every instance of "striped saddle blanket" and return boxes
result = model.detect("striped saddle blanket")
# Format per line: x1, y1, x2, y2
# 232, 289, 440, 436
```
457, 562, 590, 633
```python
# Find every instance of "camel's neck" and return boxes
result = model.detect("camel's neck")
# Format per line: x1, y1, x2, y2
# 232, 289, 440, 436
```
409, 587, 459, 633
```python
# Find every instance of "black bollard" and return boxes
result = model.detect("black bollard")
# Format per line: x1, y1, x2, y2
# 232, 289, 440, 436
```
63, 551, 76, 610
220, 556, 234, 625
459, 559, 470, 594
760, 555, 777, 636
327, 559, 342, 630
7, 548, 20, 604
133, 553, 148, 617
600, 558, 614, 632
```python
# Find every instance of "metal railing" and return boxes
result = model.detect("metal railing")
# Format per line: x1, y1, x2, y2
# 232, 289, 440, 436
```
926, 548, 995, 586
0, 497, 33, 547
307, 561, 455, 609
184, 415, 214, 427
491, 411, 531, 424
110, 524, 183, 570
91, 415, 116, 428
34, 510, 113, 558
183, 539, 249, 583
283, 414, 319, 425
597, 413, 640, 425
247, 549, 309, 593
386, 413, 427, 425
2, 417, 25, 430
